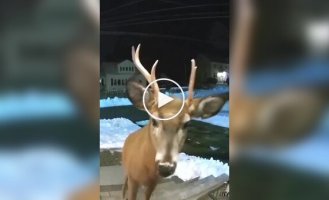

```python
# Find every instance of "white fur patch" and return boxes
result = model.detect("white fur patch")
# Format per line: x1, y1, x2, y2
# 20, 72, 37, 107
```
198, 97, 217, 112
155, 152, 165, 162
159, 162, 175, 167
183, 114, 191, 123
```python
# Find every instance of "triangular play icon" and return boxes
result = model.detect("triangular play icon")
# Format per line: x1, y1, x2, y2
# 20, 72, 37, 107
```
158, 92, 174, 108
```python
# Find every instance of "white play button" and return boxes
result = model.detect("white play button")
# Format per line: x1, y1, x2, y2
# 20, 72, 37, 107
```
142, 78, 185, 121
158, 92, 174, 108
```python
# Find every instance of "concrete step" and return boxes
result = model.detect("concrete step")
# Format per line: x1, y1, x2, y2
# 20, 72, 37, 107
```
154, 180, 178, 192
154, 174, 228, 200
100, 165, 229, 200
169, 175, 185, 183
152, 177, 199, 197
108, 190, 122, 200
153, 176, 213, 200
109, 186, 148, 200
100, 191, 110, 200
186, 175, 229, 200
100, 165, 125, 186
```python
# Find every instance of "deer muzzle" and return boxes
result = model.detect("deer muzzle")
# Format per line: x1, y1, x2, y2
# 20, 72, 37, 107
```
158, 162, 177, 177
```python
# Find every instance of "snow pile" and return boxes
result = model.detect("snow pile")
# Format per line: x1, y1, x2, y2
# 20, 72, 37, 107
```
100, 97, 132, 108
173, 153, 229, 181
192, 85, 229, 98
100, 118, 140, 149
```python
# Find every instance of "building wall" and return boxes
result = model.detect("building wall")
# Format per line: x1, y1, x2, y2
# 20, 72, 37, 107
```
105, 74, 131, 92
102, 60, 151, 95
117, 60, 135, 74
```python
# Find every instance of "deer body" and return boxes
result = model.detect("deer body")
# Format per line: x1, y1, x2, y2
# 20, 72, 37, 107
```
122, 45, 228, 200
122, 125, 158, 199
123, 125, 157, 185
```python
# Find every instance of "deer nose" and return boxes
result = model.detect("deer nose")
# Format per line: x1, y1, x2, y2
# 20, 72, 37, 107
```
158, 162, 176, 177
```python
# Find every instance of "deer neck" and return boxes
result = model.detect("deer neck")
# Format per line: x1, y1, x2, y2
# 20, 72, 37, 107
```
144, 123, 156, 158
138, 123, 157, 174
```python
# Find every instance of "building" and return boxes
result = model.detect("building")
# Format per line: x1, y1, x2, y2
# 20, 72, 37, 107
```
196, 55, 229, 85
101, 60, 146, 96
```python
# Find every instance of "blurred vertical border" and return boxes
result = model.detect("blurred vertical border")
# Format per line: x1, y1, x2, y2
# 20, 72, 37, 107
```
0, 0, 99, 199
230, 0, 329, 200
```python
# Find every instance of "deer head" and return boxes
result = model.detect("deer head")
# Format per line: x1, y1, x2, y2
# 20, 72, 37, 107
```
127, 44, 228, 177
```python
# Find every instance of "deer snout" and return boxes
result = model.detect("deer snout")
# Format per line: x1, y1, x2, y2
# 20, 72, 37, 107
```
158, 162, 177, 177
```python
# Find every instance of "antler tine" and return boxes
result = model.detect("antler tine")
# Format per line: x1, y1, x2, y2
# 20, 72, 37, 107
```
151, 60, 160, 101
188, 59, 197, 105
131, 44, 151, 82
131, 44, 160, 108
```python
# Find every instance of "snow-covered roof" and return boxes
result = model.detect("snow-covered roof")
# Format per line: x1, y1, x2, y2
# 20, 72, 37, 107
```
101, 60, 136, 75
118, 59, 134, 67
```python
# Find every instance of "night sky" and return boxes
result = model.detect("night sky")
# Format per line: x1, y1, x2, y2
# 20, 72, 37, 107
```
101, 0, 229, 85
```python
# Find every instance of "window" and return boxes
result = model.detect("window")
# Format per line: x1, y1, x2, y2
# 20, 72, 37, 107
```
114, 79, 117, 85
118, 79, 121, 85
111, 78, 113, 86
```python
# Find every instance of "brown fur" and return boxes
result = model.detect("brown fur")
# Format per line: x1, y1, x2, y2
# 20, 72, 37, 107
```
123, 44, 227, 199
122, 124, 158, 200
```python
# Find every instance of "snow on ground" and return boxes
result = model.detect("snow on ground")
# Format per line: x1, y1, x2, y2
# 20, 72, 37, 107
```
100, 118, 140, 149
100, 97, 132, 108
100, 118, 229, 180
171, 85, 228, 99
136, 112, 229, 128
137, 102, 229, 128
173, 153, 229, 181
100, 87, 230, 128
100, 85, 228, 108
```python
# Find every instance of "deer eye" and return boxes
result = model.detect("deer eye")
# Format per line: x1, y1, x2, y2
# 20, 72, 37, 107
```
152, 119, 158, 127
183, 121, 191, 129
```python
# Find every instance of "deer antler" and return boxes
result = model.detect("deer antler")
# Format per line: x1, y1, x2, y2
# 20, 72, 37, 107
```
132, 44, 160, 104
188, 59, 197, 105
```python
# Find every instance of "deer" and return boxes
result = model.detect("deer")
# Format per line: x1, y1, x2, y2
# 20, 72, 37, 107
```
122, 44, 229, 200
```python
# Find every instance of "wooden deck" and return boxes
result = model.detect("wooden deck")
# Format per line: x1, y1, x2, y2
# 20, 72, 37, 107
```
100, 165, 229, 200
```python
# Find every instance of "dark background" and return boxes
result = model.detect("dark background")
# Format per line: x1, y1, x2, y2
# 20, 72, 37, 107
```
100, 0, 229, 85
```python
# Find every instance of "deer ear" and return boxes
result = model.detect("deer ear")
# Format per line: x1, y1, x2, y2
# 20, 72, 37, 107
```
189, 95, 228, 119
126, 81, 150, 110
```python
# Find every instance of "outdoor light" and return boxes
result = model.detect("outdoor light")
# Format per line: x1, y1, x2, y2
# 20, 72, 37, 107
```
217, 71, 228, 82
304, 19, 329, 54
